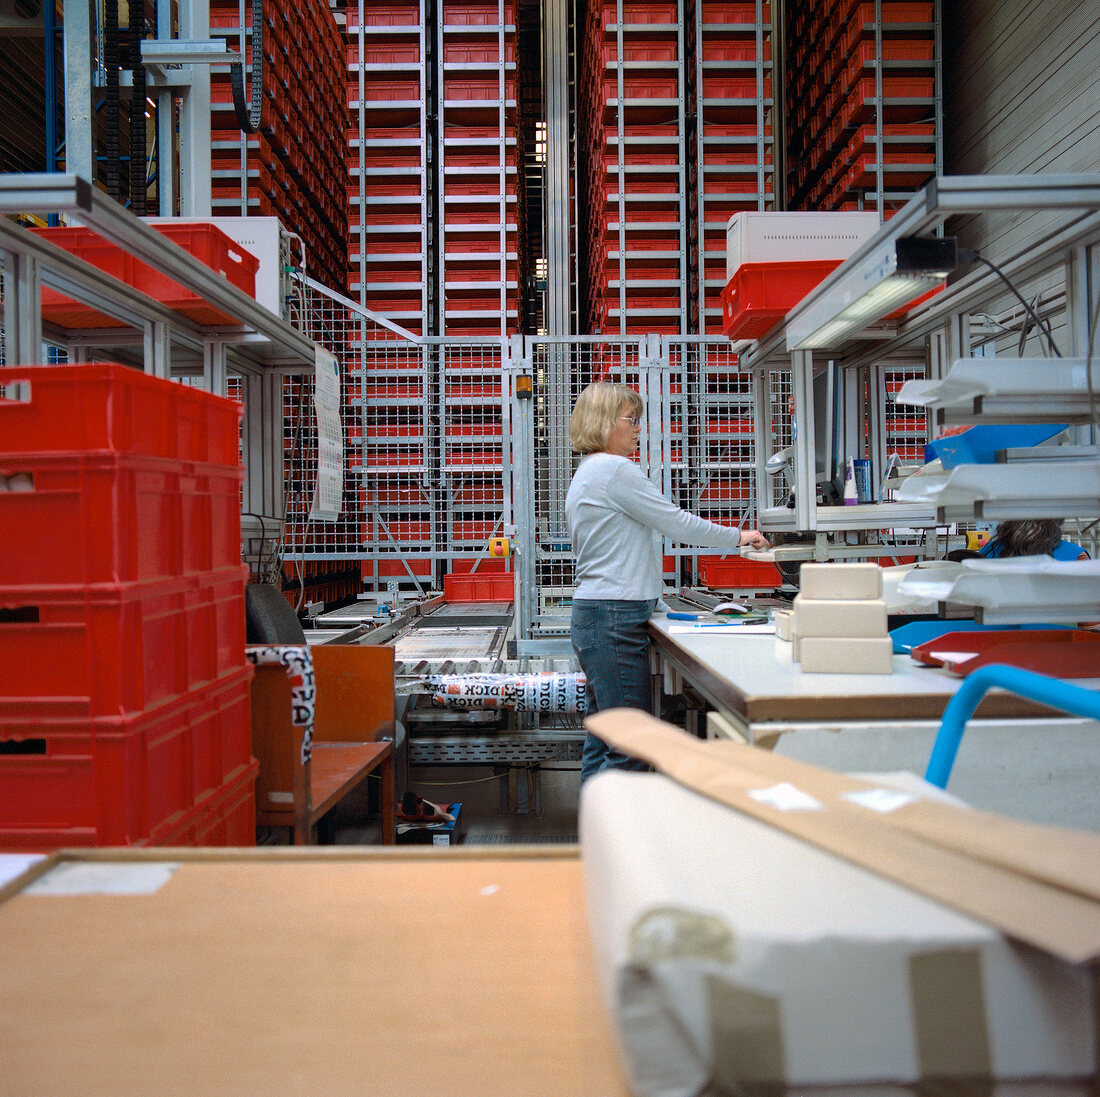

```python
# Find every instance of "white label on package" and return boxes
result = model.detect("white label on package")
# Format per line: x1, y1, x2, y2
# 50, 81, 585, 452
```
309, 345, 344, 522
748, 782, 822, 812
26, 862, 180, 896
843, 788, 917, 814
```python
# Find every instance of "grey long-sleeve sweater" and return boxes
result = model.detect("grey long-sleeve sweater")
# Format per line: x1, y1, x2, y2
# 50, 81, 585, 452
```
565, 452, 744, 600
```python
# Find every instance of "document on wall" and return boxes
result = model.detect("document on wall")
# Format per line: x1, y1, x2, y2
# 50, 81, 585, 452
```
309, 345, 344, 522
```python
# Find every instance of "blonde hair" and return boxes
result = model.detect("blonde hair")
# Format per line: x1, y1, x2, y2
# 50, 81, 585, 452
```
569, 383, 643, 453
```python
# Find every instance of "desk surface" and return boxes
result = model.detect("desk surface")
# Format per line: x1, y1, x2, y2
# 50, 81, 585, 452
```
0, 848, 629, 1097
648, 614, 1092, 724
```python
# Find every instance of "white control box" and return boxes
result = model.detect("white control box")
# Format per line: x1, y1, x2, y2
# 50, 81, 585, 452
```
726, 211, 880, 279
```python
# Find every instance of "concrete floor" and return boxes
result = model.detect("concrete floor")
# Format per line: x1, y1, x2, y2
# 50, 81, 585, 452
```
256, 761, 584, 846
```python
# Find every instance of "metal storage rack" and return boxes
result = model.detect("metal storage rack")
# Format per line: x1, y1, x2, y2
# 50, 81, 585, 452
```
786, 0, 942, 217
436, 0, 522, 338
580, 0, 688, 335
346, 0, 430, 335
692, 0, 775, 334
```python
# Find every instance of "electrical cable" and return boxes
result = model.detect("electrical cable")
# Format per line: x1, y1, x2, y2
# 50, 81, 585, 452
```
104, 0, 120, 199
230, 0, 264, 134
413, 762, 556, 787
961, 249, 1062, 358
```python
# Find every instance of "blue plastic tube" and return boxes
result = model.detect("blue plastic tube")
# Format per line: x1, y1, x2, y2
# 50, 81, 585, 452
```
925, 664, 1100, 788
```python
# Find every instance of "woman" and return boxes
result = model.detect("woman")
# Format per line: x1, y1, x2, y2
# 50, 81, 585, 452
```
565, 381, 770, 781
978, 519, 1088, 561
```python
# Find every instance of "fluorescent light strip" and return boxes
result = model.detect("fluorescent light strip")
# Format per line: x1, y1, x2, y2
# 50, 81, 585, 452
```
792, 274, 943, 350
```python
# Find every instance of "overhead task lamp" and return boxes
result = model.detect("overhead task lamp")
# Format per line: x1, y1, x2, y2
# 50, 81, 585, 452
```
785, 236, 958, 351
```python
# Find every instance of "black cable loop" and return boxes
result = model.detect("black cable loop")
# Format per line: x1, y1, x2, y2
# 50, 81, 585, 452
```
230, 0, 264, 133
964, 250, 1062, 358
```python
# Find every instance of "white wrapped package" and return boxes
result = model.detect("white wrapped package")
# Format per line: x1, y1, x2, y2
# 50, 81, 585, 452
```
579, 771, 1095, 1095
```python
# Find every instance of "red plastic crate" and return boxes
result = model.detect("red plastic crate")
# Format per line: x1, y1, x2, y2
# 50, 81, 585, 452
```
443, 571, 514, 602
701, 3, 771, 22
603, 0, 678, 22
702, 74, 773, 99
701, 38, 771, 62
0, 364, 242, 464
846, 151, 936, 188
721, 260, 842, 340
0, 452, 242, 590
361, 559, 433, 578
153, 758, 259, 847
35, 224, 259, 328
851, 1, 934, 23
844, 75, 936, 124
0, 567, 249, 719
697, 556, 782, 589
0, 671, 254, 851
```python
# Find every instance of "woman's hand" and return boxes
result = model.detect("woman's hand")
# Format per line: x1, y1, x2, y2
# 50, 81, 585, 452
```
739, 529, 771, 550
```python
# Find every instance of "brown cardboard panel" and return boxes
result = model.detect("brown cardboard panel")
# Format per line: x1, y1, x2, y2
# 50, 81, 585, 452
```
0, 851, 629, 1097
586, 709, 1100, 963
697, 731, 1100, 902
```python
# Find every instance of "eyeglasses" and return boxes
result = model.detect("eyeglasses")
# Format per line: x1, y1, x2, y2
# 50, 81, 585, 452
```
618, 416, 642, 428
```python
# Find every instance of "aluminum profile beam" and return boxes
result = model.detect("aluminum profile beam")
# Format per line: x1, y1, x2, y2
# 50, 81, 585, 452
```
544, 0, 571, 336
0, 173, 317, 366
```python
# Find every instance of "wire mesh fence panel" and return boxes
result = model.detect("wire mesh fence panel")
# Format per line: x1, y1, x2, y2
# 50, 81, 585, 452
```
510, 337, 643, 641
282, 278, 436, 600
437, 340, 508, 568
510, 334, 781, 643
884, 362, 929, 465
662, 337, 757, 585
766, 367, 794, 510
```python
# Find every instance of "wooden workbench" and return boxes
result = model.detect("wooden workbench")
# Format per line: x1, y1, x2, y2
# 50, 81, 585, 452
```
0, 847, 629, 1097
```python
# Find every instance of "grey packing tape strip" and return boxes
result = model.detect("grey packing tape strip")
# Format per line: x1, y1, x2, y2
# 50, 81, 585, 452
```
707, 975, 785, 1089
909, 948, 994, 1081
622, 908, 786, 1093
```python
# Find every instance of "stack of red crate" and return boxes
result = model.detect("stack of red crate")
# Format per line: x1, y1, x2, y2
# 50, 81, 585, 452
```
0, 365, 256, 851
438, 0, 523, 337
786, 0, 937, 212
345, 0, 427, 333
579, 0, 686, 335
695, 1, 775, 333
209, 0, 349, 287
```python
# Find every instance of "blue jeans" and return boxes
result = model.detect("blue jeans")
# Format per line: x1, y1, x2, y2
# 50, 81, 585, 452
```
571, 598, 656, 782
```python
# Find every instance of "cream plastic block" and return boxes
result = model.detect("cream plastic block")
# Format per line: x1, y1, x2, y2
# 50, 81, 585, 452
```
774, 609, 794, 641
799, 562, 883, 600
792, 596, 887, 638
799, 636, 894, 674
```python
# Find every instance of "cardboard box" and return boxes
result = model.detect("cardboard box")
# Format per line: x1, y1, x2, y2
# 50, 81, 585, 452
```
773, 609, 794, 641
395, 802, 464, 846
581, 767, 1096, 1093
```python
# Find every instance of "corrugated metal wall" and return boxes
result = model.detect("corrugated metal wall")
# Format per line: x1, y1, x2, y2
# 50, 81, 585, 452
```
943, 0, 1100, 354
